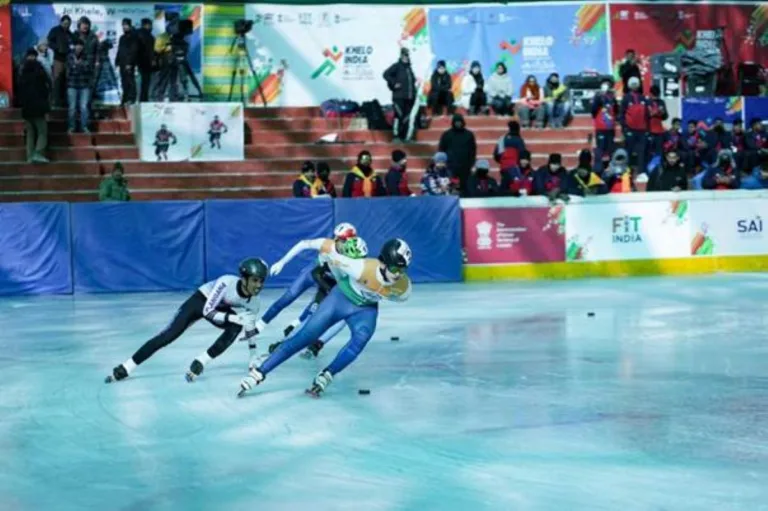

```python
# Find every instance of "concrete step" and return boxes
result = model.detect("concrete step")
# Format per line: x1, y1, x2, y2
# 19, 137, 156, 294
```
0, 108, 129, 121
0, 133, 135, 147
0, 146, 139, 162
0, 119, 132, 135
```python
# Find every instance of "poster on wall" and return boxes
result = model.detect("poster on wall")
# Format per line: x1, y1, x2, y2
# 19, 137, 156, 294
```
428, 4, 609, 99
689, 199, 767, 257
139, 102, 189, 161
565, 200, 690, 262
463, 205, 566, 265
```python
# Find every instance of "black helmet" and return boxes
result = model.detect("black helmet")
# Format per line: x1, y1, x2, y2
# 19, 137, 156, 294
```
239, 258, 268, 280
378, 239, 412, 270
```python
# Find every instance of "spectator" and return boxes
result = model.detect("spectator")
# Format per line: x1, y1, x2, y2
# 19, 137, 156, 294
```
730, 119, 747, 171
500, 149, 535, 197
742, 152, 768, 189
663, 118, 684, 153
493, 120, 526, 172
18, 48, 51, 163
708, 118, 732, 162
293, 160, 321, 198
646, 85, 668, 160
683, 119, 709, 173
438, 113, 476, 195
544, 73, 570, 128
385, 150, 413, 196
35, 38, 54, 80
99, 162, 131, 201
604, 149, 635, 193
620, 76, 649, 174
316, 162, 337, 198
343, 150, 386, 197
47, 15, 73, 107
67, 39, 93, 133
533, 153, 567, 199
745, 118, 767, 173
703, 149, 740, 190
383, 48, 417, 142
486, 62, 513, 116
421, 152, 455, 195
619, 49, 642, 93
466, 160, 498, 197
428, 60, 454, 117
591, 78, 618, 173
518, 75, 545, 128
460, 60, 486, 115
76, 17, 99, 72
116, 18, 139, 106
647, 149, 688, 192
566, 150, 606, 197
137, 18, 156, 102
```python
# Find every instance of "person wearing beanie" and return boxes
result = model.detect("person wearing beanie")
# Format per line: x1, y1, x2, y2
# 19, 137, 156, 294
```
428, 60, 454, 117
18, 47, 51, 163
500, 149, 535, 197
116, 18, 140, 105
533, 153, 567, 198
703, 149, 740, 191
137, 18, 156, 102
604, 148, 636, 193
438, 113, 476, 195
466, 159, 498, 198
343, 150, 386, 198
494, 120, 527, 172
66, 38, 93, 133
386, 149, 413, 196
620, 75, 650, 174
460, 60, 486, 115
315, 161, 337, 197
421, 152, 456, 195
566, 149, 606, 197
35, 38, 54, 79
99, 162, 131, 201
293, 161, 321, 198
383, 47, 417, 141
46, 14, 74, 106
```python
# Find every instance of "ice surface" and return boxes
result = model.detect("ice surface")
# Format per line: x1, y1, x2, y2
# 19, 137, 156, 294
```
2, 275, 768, 510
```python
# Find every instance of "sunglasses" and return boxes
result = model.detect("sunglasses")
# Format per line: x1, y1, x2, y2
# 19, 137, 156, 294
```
387, 265, 405, 275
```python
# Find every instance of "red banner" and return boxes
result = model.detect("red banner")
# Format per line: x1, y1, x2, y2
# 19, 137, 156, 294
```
609, 3, 768, 93
0, 5, 11, 101
463, 206, 566, 265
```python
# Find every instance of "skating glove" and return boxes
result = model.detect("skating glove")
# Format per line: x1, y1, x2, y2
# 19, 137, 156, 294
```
270, 261, 285, 276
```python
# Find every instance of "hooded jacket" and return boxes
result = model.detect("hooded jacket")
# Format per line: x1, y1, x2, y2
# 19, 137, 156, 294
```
605, 149, 635, 193
383, 60, 416, 101
493, 122, 527, 171
647, 97, 668, 134
47, 19, 74, 62
466, 165, 498, 198
591, 90, 618, 131
566, 150, 606, 197
533, 155, 566, 196
620, 91, 650, 131
430, 62, 452, 96
703, 149, 741, 190
116, 25, 140, 67
647, 158, 688, 192
386, 163, 413, 196
499, 150, 535, 196
438, 114, 477, 187
18, 60, 51, 120
76, 17, 99, 68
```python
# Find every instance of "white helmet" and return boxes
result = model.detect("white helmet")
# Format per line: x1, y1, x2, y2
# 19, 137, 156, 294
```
333, 222, 357, 241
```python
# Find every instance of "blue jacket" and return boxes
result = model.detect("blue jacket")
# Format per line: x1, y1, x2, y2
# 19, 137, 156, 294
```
702, 162, 741, 190
741, 167, 768, 189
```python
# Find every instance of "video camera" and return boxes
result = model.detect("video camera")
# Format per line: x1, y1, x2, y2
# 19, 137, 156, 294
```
234, 19, 253, 36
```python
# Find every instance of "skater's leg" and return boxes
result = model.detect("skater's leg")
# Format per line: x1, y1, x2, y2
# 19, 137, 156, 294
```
299, 319, 347, 359
187, 322, 242, 380
260, 263, 316, 325
324, 306, 378, 375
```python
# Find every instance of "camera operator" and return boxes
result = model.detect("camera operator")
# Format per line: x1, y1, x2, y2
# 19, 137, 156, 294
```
116, 18, 139, 105
47, 15, 74, 107
136, 18, 156, 102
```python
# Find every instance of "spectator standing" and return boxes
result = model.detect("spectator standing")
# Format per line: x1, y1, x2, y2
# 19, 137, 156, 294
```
76, 17, 99, 73
493, 120, 526, 172
18, 48, 51, 163
99, 162, 131, 201
620, 76, 649, 174
438, 113, 476, 195
566, 150, 606, 197
533, 153, 567, 198
703, 150, 740, 190
421, 152, 455, 195
663, 118, 684, 153
683, 120, 709, 173
591, 78, 618, 173
35, 38, 54, 80
730, 119, 747, 171
460, 61, 486, 115
465, 160, 498, 197
343, 151, 386, 197
137, 18, 156, 102
116, 19, 139, 106
647, 149, 688, 192
67, 39, 93, 133
47, 15, 73, 107
518, 75, 545, 129
619, 49, 642, 94
544, 73, 570, 128
499, 149, 535, 196
646, 85, 668, 160
708, 118, 732, 159
604, 149, 635, 193
428, 60, 454, 117
383, 48, 417, 142
745, 118, 767, 172
385, 150, 413, 196
486, 62, 513, 116
293, 161, 321, 198
316, 162, 337, 198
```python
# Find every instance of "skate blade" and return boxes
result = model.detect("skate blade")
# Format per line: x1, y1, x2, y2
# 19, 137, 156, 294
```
305, 388, 322, 398
104, 375, 114, 384
300, 350, 315, 360
184, 372, 196, 383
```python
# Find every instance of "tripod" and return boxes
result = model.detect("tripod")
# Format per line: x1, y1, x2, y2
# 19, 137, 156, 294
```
228, 34, 267, 107
155, 43, 203, 102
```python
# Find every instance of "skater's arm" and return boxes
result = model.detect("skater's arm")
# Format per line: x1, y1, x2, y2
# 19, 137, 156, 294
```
273, 238, 333, 272
202, 278, 232, 324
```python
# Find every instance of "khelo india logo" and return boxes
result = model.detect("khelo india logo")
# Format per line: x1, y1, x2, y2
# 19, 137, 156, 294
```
311, 46, 344, 79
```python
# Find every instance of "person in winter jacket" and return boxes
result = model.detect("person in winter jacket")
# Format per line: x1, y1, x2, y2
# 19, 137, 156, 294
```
619, 49, 643, 94
663, 118, 684, 153
137, 18, 156, 102
742, 151, 768, 189
385, 149, 413, 196
544, 73, 570, 128
438, 113, 477, 195
293, 160, 321, 198
486, 62, 513, 116
499, 149, 535, 197
116, 19, 140, 105
99, 162, 131, 201
533, 153, 567, 199
683, 119, 710, 173
18, 49, 52, 163
428, 60, 454, 116
421, 152, 456, 196
566, 150, 606, 197
730, 119, 747, 171
316, 162, 337, 198
591, 78, 618, 173
646, 85, 668, 160
383, 48, 417, 141
76, 17, 99, 73
466, 160, 498, 198
745, 118, 768, 173
604, 149, 635, 193
343, 150, 386, 198
493, 120, 526, 171
460, 61, 486, 115
517, 75, 545, 128
620, 76, 650, 174
647, 149, 688, 192
67, 39, 93, 133
35, 38, 55, 80
47, 15, 73, 107
703, 149, 741, 190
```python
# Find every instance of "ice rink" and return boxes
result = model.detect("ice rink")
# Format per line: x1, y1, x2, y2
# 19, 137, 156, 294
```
1, 275, 768, 511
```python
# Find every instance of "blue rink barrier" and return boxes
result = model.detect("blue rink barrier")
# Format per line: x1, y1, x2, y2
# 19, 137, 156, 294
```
0, 197, 462, 295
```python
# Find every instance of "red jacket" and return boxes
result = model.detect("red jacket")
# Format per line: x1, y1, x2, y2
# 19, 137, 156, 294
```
342, 166, 387, 198
647, 98, 668, 135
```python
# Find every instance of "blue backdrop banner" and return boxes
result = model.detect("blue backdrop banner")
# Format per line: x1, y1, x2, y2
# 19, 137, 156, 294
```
427, 4, 609, 91
682, 97, 744, 128
205, 199, 335, 288
744, 97, 768, 124
71, 202, 205, 293
0, 203, 72, 295
334, 196, 463, 283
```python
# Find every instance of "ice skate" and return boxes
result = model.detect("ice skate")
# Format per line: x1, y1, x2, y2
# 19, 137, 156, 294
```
268, 341, 282, 354
238, 367, 265, 398
300, 340, 325, 359
305, 370, 333, 398
248, 342, 261, 370
185, 359, 204, 382
283, 324, 295, 338
104, 364, 129, 383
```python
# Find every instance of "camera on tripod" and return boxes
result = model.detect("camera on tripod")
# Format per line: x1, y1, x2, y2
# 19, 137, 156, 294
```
155, 13, 203, 101
234, 19, 253, 36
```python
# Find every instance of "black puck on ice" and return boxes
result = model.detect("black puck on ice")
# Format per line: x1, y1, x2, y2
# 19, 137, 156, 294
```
390, 336, 400, 341
358, 389, 371, 395
587, 312, 595, 317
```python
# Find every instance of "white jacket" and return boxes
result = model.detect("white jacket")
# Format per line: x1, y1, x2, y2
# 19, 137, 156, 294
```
459, 73, 484, 109
486, 72, 513, 99
36, 48, 54, 79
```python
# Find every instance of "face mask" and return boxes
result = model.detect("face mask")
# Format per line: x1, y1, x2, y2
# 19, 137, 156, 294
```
551, 79, 559, 85
601, 83, 610, 92
437, 68, 446, 74
318, 171, 330, 181
477, 168, 489, 176
550, 164, 560, 171
471, 67, 480, 74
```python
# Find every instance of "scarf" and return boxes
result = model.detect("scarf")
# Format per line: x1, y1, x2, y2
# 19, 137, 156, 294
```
298, 174, 322, 197
351, 166, 375, 197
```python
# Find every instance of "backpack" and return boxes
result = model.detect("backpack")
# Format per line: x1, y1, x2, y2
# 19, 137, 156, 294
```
321, 99, 360, 119
360, 100, 390, 130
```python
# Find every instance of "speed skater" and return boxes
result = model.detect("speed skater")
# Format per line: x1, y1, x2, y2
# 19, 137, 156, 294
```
105, 258, 268, 384
238, 238, 412, 398
209, 115, 228, 149
154, 124, 177, 161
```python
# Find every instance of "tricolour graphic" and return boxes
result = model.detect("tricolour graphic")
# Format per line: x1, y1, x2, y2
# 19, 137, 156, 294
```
689, 198, 767, 257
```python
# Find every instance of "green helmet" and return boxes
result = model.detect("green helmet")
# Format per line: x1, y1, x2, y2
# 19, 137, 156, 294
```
239, 258, 268, 280
341, 237, 368, 259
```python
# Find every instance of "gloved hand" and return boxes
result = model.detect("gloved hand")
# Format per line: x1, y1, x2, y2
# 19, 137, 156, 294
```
270, 261, 285, 276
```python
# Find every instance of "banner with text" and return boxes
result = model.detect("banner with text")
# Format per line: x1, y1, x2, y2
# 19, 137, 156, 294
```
463, 205, 565, 265
565, 200, 690, 262
428, 4, 608, 98
689, 199, 767, 257
242, 4, 433, 106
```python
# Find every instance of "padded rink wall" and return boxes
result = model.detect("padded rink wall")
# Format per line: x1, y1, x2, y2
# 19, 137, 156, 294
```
0, 197, 462, 295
